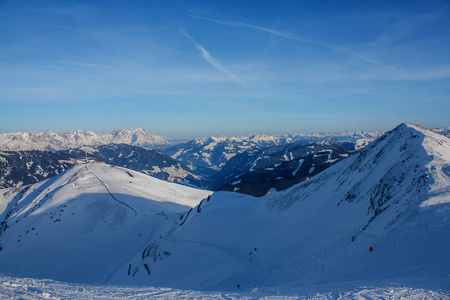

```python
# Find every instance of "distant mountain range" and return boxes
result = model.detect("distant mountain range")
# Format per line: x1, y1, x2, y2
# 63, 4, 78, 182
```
1, 127, 448, 197
212, 140, 356, 196
0, 128, 170, 151
163, 131, 382, 170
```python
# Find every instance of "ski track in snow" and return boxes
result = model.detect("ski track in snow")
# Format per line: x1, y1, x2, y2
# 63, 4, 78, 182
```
84, 164, 138, 216
0, 274, 448, 299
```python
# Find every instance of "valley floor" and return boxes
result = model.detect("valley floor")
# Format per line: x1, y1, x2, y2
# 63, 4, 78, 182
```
1, 274, 449, 300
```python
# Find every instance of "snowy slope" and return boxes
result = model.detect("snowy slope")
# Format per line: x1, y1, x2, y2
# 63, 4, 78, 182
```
164, 131, 381, 170
0, 129, 170, 151
0, 163, 211, 284
124, 123, 450, 290
1, 274, 448, 300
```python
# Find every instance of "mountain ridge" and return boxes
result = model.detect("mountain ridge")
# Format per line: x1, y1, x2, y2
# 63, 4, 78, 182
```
0, 128, 170, 151
163, 131, 382, 170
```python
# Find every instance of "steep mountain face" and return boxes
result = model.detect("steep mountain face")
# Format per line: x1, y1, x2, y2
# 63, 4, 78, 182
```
213, 141, 356, 196
0, 163, 211, 283
120, 123, 450, 290
0, 129, 170, 152
0, 151, 74, 189
163, 132, 381, 170
60, 144, 212, 188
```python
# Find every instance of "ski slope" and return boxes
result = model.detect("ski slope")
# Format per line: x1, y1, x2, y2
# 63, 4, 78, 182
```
0, 163, 211, 284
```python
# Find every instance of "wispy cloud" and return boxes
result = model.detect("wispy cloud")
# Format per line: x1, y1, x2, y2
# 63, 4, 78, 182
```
370, 11, 446, 47
189, 15, 401, 72
41, 59, 119, 70
181, 27, 245, 85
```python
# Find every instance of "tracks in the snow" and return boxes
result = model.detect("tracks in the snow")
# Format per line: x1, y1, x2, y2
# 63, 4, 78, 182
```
85, 164, 137, 216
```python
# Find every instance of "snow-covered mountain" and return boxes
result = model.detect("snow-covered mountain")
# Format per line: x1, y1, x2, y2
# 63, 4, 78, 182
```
0, 163, 211, 283
213, 140, 356, 196
0, 123, 448, 291
0, 151, 74, 189
121, 123, 450, 289
0, 145, 211, 189
163, 131, 381, 170
0, 128, 170, 152
60, 144, 211, 188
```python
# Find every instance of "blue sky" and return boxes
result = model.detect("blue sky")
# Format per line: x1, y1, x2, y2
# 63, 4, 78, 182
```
1, 0, 449, 138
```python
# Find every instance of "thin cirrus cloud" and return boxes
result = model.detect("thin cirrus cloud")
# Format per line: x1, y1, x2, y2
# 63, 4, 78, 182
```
189, 14, 401, 72
181, 27, 245, 85
41, 59, 119, 70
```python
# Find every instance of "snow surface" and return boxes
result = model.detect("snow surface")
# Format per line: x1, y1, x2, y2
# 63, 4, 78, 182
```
0, 163, 211, 284
292, 159, 304, 176
0, 274, 448, 299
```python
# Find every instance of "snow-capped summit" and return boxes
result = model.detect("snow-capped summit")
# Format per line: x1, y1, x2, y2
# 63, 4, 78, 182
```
126, 123, 450, 289
163, 131, 382, 170
110, 128, 169, 148
0, 129, 170, 152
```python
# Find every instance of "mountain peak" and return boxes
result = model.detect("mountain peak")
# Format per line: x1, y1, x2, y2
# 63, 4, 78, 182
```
403, 122, 450, 139
0, 129, 170, 151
